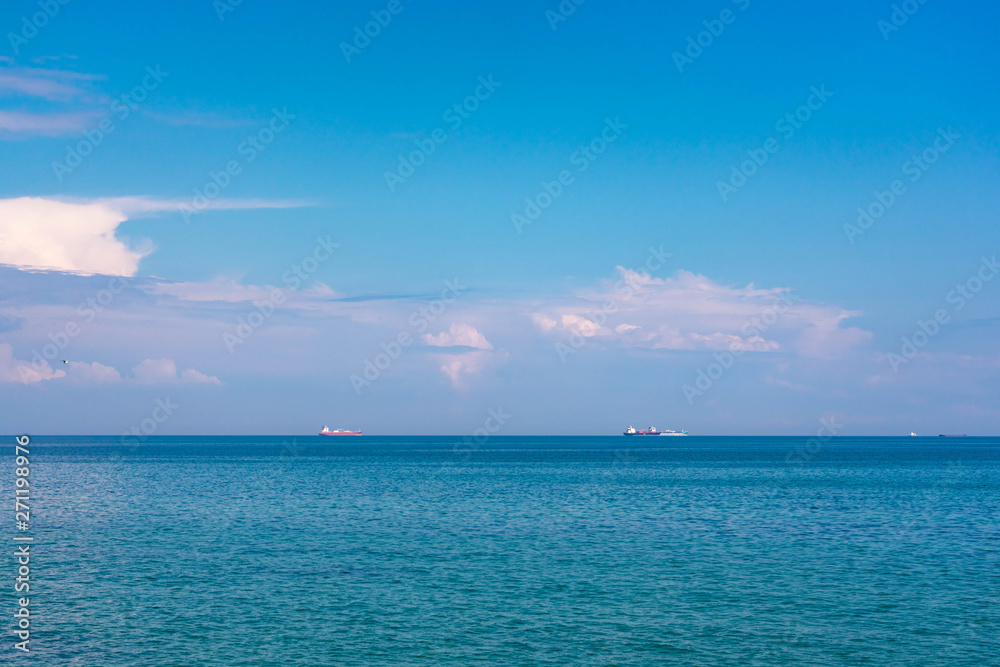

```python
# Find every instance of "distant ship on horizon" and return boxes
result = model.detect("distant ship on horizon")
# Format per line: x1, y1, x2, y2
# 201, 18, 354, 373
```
624, 425, 688, 437
319, 426, 363, 436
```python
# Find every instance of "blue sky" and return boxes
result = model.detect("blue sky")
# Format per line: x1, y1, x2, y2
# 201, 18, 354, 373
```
1, 0, 998, 435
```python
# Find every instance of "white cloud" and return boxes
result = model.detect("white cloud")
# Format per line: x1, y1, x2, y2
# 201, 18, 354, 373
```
795, 309, 873, 360
532, 267, 871, 358
422, 323, 494, 350
560, 314, 602, 337
532, 314, 558, 332
419, 325, 501, 387
179, 368, 223, 385
66, 361, 121, 383
0, 343, 64, 384
437, 350, 493, 387
0, 196, 314, 277
0, 197, 150, 276
131, 358, 222, 385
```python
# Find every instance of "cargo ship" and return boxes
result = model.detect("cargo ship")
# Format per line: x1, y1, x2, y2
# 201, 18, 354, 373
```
624, 425, 688, 436
319, 426, 363, 436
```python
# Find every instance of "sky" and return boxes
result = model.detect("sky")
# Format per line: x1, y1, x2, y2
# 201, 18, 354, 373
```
1, 0, 998, 436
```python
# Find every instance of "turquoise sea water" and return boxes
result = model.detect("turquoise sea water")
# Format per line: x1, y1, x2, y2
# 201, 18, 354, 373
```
8, 436, 999, 665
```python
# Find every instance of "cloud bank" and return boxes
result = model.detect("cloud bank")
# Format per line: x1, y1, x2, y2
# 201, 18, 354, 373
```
531, 267, 872, 358
0, 343, 64, 383
0, 342, 221, 386
131, 358, 222, 385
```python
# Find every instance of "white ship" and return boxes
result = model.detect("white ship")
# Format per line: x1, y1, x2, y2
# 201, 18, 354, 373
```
623, 425, 688, 436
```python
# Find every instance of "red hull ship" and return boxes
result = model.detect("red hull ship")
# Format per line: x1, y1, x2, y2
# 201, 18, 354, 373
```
319, 426, 363, 436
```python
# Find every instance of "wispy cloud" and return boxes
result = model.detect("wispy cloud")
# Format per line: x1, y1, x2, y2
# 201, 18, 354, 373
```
0, 110, 101, 136
146, 278, 283, 304
30, 55, 80, 66
0, 61, 254, 139
90, 195, 316, 215
148, 278, 338, 304
0, 61, 302, 142
0, 64, 108, 137
144, 110, 257, 128
0, 66, 102, 102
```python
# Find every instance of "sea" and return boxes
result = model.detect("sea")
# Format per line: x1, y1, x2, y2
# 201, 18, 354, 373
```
7, 435, 999, 666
